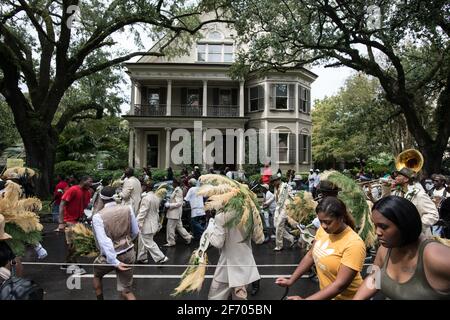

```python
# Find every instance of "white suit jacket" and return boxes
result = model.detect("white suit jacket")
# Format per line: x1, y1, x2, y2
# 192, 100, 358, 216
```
208, 212, 260, 288
119, 176, 142, 215
136, 192, 161, 234
166, 186, 184, 220
407, 183, 439, 233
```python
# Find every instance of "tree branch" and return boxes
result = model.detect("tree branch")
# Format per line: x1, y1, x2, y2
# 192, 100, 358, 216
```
17, 0, 57, 45
55, 102, 103, 133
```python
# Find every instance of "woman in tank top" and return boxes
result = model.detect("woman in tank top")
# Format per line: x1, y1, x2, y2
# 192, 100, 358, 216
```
354, 196, 450, 300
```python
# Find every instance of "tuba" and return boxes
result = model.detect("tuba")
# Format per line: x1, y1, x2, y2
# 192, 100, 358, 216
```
395, 149, 424, 173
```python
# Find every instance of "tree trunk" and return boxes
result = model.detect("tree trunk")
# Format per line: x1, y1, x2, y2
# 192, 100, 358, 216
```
21, 124, 58, 199
419, 145, 444, 178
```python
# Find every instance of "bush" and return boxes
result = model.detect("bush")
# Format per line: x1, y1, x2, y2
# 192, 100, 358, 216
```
54, 161, 88, 179
151, 169, 169, 182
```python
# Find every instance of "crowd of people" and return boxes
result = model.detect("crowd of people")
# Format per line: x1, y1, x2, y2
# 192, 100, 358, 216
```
1, 162, 450, 300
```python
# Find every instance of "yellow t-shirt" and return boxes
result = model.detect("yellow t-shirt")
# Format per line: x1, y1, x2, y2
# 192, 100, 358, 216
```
312, 226, 366, 300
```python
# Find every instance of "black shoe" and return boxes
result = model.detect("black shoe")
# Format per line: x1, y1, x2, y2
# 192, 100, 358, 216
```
251, 281, 260, 296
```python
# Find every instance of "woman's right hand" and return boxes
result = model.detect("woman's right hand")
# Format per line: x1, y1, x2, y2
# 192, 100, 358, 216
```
275, 277, 292, 287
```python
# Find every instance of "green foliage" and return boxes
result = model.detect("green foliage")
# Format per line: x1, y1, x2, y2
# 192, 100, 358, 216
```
4, 223, 42, 256
54, 161, 89, 179
248, 174, 261, 183
0, 100, 20, 153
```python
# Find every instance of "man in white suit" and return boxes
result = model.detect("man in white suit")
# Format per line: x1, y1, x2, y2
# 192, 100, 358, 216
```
136, 190, 168, 264
118, 168, 142, 215
164, 179, 193, 246
391, 167, 439, 235
207, 211, 262, 300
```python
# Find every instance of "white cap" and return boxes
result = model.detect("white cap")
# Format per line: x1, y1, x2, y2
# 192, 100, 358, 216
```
261, 184, 270, 190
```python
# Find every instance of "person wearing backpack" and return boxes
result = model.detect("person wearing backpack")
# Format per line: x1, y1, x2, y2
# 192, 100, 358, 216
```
0, 226, 43, 300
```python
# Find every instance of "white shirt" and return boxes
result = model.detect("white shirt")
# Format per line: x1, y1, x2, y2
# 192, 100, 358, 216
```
263, 190, 276, 213
92, 202, 139, 266
184, 186, 205, 218
432, 188, 448, 198
308, 173, 316, 188
226, 171, 233, 179
313, 174, 320, 188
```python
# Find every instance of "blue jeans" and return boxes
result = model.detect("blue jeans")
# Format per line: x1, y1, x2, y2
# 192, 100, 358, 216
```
52, 203, 60, 223
191, 216, 205, 240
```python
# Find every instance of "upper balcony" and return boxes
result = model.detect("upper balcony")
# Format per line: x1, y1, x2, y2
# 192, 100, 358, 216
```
128, 79, 245, 118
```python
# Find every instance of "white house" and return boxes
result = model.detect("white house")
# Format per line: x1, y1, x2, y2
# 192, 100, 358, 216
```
123, 18, 317, 173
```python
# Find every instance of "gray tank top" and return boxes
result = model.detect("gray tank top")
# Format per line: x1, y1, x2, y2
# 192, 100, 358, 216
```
381, 239, 450, 300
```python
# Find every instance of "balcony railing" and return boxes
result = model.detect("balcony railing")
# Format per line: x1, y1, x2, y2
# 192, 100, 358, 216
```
134, 104, 167, 116
207, 105, 239, 117
172, 104, 203, 117
132, 104, 240, 117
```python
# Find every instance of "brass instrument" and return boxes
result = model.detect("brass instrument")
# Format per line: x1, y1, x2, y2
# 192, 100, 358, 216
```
395, 148, 424, 173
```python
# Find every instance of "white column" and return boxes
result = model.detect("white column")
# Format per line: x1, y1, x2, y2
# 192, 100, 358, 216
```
202, 128, 207, 168
295, 82, 299, 119
295, 122, 299, 173
136, 83, 142, 105
165, 127, 171, 168
238, 129, 244, 170
166, 80, 172, 116
264, 79, 270, 118
134, 129, 142, 168
130, 81, 135, 115
128, 129, 135, 167
239, 80, 245, 117
203, 80, 208, 117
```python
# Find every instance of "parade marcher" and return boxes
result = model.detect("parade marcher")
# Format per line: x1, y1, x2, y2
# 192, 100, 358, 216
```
207, 211, 262, 300
391, 167, 439, 235
164, 179, 193, 247
225, 167, 233, 180
136, 188, 168, 264
92, 186, 139, 300
166, 167, 174, 181
308, 169, 316, 195
58, 176, 92, 273
184, 178, 206, 241
261, 183, 276, 241
354, 196, 450, 300
429, 174, 449, 236
261, 163, 272, 185
51, 175, 69, 223
192, 166, 201, 180
118, 167, 142, 215
271, 175, 295, 251
313, 169, 321, 198
276, 197, 366, 300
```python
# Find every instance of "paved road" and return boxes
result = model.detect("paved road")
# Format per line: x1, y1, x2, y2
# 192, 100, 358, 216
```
19, 222, 326, 300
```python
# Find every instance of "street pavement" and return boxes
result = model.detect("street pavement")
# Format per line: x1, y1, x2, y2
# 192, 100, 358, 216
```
20, 222, 377, 300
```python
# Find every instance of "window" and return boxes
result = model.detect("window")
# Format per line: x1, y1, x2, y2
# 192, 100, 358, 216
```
147, 88, 160, 106
196, 43, 235, 62
197, 44, 206, 62
147, 134, 159, 168
278, 133, 289, 162
219, 89, 231, 105
299, 86, 311, 113
208, 44, 222, 62
224, 44, 233, 62
187, 89, 200, 107
249, 86, 264, 112
300, 134, 308, 162
275, 84, 288, 109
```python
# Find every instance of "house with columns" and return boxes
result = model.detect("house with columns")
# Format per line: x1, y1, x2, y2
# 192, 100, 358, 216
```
123, 18, 317, 173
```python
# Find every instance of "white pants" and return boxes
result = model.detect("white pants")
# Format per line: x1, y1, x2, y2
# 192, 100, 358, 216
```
137, 233, 165, 262
166, 218, 191, 245
275, 215, 294, 248
208, 279, 247, 300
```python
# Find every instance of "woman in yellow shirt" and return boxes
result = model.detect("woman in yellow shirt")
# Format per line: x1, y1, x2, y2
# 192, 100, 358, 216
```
276, 197, 366, 299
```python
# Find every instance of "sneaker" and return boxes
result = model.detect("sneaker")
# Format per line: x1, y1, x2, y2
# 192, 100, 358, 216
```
136, 259, 149, 264
273, 247, 283, 251
157, 256, 169, 264
270, 235, 276, 239
185, 237, 193, 245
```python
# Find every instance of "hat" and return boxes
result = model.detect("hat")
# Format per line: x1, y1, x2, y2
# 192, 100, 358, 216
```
270, 175, 281, 182
100, 186, 116, 200
315, 169, 320, 173
317, 181, 341, 193
194, 166, 199, 170
261, 184, 270, 190
0, 214, 12, 241
395, 167, 416, 180
309, 169, 314, 172
433, 174, 447, 182
189, 178, 197, 186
